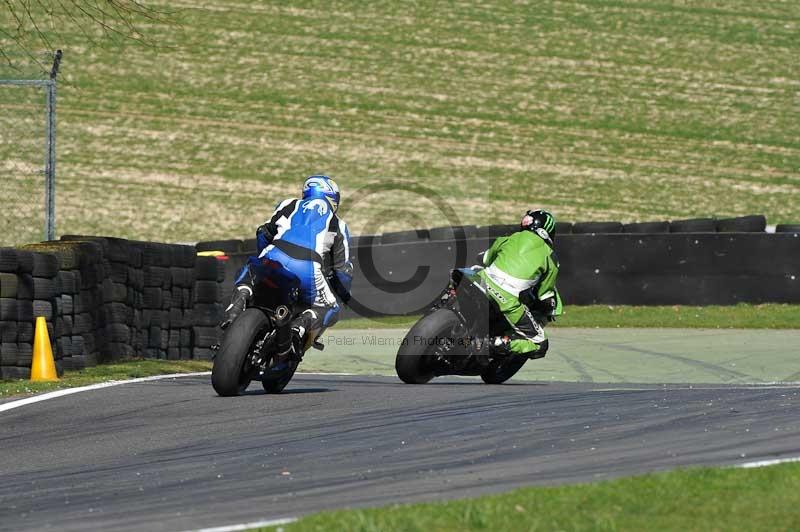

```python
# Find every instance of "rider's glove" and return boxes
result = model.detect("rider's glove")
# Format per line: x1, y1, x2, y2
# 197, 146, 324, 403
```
256, 223, 276, 253
330, 271, 352, 304
492, 335, 512, 356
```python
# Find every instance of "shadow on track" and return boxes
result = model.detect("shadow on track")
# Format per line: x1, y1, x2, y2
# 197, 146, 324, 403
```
240, 387, 334, 396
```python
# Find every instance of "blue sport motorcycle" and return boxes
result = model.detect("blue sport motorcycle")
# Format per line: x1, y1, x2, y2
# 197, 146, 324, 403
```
211, 259, 321, 396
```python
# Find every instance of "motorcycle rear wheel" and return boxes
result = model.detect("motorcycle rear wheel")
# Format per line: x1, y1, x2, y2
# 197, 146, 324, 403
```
395, 309, 460, 384
261, 359, 299, 394
480, 356, 527, 384
212, 308, 270, 396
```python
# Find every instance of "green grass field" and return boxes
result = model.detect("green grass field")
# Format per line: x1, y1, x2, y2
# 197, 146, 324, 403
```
0, 359, 210, 398
340, 303, 800, 329
2, 1, 799, 244
261, 462, 800, 532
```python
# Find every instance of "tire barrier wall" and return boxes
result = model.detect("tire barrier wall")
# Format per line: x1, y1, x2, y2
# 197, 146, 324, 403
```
197, 214, 775, 253
213, 230, 799, 318
0, 238, 227, 379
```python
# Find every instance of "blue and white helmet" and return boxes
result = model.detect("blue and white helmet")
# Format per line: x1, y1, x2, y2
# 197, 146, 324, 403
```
302, 175, 340, 212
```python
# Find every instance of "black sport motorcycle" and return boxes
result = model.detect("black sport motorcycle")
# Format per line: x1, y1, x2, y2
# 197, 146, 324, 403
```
211, 283, 321, 397
395, 268, 551, 385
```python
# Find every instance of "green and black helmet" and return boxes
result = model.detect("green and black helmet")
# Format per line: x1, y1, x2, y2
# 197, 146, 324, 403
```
521, 209, 556, 245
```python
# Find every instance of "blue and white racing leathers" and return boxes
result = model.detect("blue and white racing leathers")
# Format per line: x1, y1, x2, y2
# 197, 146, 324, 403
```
235, 197, 353, 331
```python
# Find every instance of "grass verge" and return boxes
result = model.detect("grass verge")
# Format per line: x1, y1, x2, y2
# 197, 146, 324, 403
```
0, 359, 211, 398
339, 304, 800, 330
260, 463, 800, 532
3, 1, 800, 243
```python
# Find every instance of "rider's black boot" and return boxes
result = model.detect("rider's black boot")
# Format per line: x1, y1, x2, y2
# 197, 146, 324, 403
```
220, 284, 253, 329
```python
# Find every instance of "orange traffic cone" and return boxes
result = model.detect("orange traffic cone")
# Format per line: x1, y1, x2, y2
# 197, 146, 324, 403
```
31, 316, 58, 381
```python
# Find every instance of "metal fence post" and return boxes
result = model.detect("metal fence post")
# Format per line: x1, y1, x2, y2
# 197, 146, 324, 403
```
44, 50, 62, 242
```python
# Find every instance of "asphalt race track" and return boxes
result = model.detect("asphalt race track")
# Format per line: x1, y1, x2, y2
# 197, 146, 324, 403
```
1, 374, 799, 531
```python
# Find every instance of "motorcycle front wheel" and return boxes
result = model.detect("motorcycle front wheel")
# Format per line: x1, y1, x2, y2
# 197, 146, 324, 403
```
212, 308, 270, 396
395, 309, 460, 384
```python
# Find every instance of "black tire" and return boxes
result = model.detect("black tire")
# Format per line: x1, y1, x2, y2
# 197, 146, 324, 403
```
194, 303, 223, 327
0, 342, 19, 366
103, 280, 127, 303
212, 308, 269, 396
572, 221, 623, 234
622, 221, 670, 234
716, 215, 766, 233
192, 347, 215, 360
107, 323, 131, 343
0, 366, 29, 380
0, 298, 19, 321
16, 251, 34, 274
61, 354, 85, 370
0, 273, 18, 298
148, 326, 161, 348
0, 249, 18, 273
476, 224, 517, 239
554, 221, 573, 235
194, 281, 222, 304
144, 266, 169, 287
195, 256, 225, 282
0, 321, 18, 343
109, 262, 129, 283
33, 277, 56, 299
103, 302, 133, 324
775, 224, 800, 234
192, 326, 221, 348
428, 225, 478, 241
480, 356, 527, 384
32, 300, 53, 320
169, 308, 184, 328
143, 287, 163, 309
17, 322, 33, 343
168, 330, 180, 348
170, 267, 187, 288
17, 343, 33, 366
180, 328, 191, 348
61, 294, 75, 316
15, 274, 34, 300
261, 360, 299, 394
395, 308, 459, 384
381, 230, 429, 244
58, 271, 78, 294
31, 253, 59, 277
669, 218, 716, 233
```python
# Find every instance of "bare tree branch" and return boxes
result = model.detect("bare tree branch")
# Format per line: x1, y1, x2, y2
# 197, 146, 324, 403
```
1, 0, 177, 70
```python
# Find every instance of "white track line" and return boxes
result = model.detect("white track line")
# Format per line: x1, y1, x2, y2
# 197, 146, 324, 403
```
0, 371, 366, 414
184, 517, 297, 532
737, 456, 800, 469
0, 372, 211, 414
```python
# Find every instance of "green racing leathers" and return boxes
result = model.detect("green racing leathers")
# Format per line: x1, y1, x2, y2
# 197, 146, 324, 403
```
476, 230, 563, 356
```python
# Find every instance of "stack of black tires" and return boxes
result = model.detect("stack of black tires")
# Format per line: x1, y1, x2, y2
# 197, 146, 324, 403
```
0, 237, 233, 381
0, 249, 38, 378
0, 244, 87, 377
191, 255, 225, 360
36, 240, 106, 370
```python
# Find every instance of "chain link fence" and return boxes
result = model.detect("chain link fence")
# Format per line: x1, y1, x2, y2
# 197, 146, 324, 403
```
0, 51, 61, 246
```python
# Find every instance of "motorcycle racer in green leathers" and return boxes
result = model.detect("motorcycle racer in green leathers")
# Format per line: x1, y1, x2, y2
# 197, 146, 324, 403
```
475, 209, 563, 358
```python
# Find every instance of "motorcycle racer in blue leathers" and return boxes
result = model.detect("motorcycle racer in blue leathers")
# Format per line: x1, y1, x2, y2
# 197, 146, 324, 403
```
221, 175, 353, 367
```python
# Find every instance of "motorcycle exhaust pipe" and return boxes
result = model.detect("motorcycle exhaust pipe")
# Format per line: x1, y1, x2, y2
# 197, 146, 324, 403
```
274, 305, 292, 352
274, 305, 291, 326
